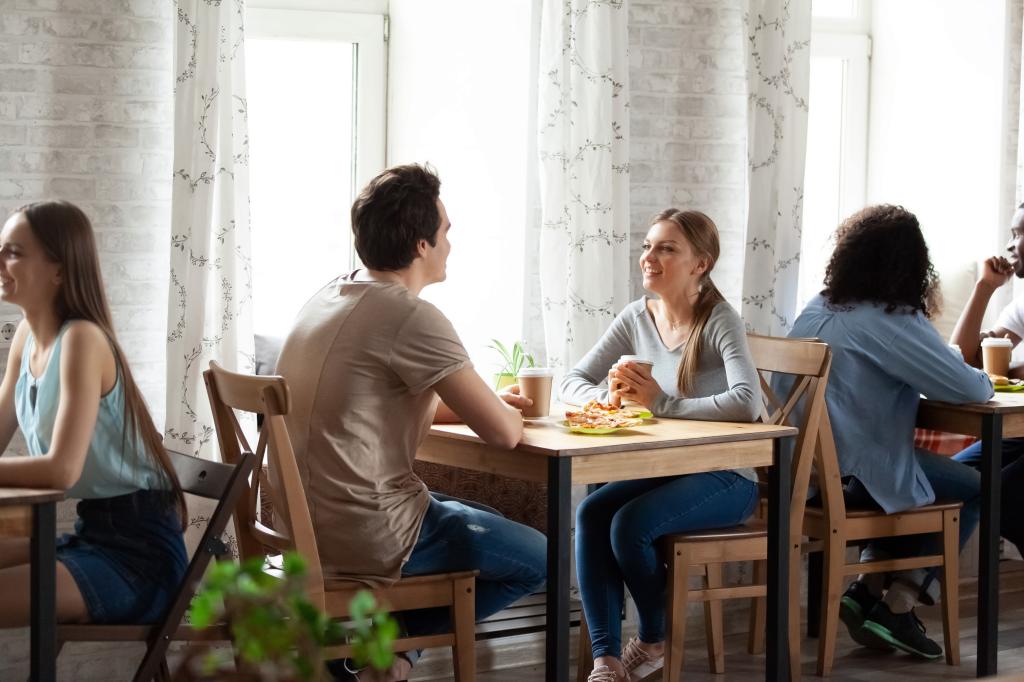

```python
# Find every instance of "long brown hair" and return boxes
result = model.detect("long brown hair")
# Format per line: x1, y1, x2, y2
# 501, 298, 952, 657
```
651, 209, 726, 395
18, 201, 186, 524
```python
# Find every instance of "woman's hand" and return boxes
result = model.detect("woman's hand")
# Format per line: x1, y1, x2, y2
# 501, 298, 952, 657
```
498, 384, 533, 411
609, 362, 661, 410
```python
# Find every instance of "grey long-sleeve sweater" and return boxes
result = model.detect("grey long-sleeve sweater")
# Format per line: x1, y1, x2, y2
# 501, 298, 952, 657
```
559, 298, 762, 480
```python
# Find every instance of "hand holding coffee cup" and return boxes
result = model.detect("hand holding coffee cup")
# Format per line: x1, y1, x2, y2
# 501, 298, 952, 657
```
497, 384, 533, 411
982, 336, 1013, 380
516, 367, 554, 418
609, 355, 656, 408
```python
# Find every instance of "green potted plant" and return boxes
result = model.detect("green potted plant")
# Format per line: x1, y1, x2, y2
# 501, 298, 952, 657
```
489, 339, 535, 390
181, 552, 397, 681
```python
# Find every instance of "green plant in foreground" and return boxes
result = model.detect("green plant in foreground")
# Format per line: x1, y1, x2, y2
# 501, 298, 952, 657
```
489, 339, 535, 388
189, 552, 398, 680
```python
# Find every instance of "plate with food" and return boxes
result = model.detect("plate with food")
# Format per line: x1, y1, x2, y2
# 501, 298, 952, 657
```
990, 374, 1024, 392
562, 400, 653, 434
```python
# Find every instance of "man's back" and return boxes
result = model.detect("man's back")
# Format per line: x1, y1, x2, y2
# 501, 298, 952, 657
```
276, 273, 471, 585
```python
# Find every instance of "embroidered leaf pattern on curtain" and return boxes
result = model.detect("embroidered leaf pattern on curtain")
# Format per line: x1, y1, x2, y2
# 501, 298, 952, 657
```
740, 0, 811, 335
538, 0, 631, 372
167, 0, 253, 462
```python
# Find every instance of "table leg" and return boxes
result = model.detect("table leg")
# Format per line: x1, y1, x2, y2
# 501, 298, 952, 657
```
30, 502, 56, 682
546, 457, 571, 682
767, 436, 792, 682
978, 413, 1002, 677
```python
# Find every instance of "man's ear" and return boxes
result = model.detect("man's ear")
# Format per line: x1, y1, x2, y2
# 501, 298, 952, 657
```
53, 266, 63, 285
415, 238, 429, 258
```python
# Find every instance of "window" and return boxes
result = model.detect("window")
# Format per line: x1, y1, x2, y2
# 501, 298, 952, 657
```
245, 8, 385, 336
798, 1, 870, 308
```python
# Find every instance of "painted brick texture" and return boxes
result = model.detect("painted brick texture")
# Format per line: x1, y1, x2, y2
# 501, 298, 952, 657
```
0, 1, 172, 678
628, 0, 747, 305
0, 0, 172, 419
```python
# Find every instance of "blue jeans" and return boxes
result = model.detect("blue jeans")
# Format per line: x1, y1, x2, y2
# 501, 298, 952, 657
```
848, 450, 980, 600
954, 437, 1024, 555
575, 471, 759, 659
398, 493, 547, 637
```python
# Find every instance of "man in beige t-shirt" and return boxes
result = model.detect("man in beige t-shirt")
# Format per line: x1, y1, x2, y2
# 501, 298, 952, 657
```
277, 163, 546, 681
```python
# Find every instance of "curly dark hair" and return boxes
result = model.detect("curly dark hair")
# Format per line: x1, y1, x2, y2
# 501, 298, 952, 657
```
822, 204, 941, 318
351, 163, 441, 271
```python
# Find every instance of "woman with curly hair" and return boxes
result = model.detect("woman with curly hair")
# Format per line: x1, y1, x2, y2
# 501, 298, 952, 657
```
788, 204, 991, 660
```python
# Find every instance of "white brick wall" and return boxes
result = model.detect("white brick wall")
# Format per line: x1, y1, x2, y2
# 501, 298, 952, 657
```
0, 1, 172, 678
0, 0, 172, 419
628, 0, 748, 306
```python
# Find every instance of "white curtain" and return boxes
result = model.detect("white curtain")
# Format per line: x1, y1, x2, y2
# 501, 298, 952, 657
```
166, 0, 253, 461
740, 0, 812, 335
537, 0, 631, 372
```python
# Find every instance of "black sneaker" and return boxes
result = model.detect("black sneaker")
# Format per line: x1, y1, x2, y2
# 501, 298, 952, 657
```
860, 602, 943, 660
839, 581, 892, 650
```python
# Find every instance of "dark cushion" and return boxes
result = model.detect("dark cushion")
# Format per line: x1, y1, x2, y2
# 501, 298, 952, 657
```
254, 334, 284, 376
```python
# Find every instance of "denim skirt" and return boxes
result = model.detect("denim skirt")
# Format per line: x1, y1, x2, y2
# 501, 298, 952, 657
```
56, 490, 188, 624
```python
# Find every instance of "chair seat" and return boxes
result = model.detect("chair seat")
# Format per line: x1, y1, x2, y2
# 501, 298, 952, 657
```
804, 499, 963, 518
665, 519, 768, 543
323, 569, 479, 591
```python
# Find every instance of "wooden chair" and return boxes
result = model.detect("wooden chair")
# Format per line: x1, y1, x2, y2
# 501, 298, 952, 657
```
203, 360, 478, 680
798, 407, 961, 675
56, 448, 258, 682
575, 336, 830, 682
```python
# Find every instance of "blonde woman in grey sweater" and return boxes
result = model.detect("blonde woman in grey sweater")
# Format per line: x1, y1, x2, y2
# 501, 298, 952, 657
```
562, 210, 762, 682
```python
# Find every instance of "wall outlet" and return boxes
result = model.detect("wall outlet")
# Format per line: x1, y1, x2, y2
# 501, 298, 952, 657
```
0, 315, 22, 350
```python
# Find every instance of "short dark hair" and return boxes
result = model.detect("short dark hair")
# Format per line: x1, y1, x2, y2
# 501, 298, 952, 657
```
351, 163, 442, 270
823, 204, 940, 318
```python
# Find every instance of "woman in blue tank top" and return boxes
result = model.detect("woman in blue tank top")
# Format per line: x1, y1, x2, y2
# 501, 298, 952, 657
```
0, 201, 187, 627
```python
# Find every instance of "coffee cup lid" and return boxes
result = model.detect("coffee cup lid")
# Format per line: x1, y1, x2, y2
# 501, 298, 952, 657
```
981, 337, 1013, 348
517, 367, 553, 377
617, 354, 653, 365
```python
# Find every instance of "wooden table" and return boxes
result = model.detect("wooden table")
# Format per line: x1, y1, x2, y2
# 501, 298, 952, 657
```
916, 392, 1024, 677
0, 488, 65, 682
418, 415, 798, 682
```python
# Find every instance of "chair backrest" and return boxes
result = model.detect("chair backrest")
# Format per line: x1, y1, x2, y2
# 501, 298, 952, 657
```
203, 360, 327, 610
746, 334, 832, 533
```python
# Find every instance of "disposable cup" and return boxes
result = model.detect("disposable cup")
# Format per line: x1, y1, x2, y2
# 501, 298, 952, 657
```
517, 367, 554, 418
982, 337, 1012, 378
610, 355, 654, 407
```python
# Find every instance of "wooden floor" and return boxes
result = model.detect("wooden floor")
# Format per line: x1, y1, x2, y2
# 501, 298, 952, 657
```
428, 564, 1024, 681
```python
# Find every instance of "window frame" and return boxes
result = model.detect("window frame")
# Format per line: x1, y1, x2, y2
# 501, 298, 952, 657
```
245, 7, 387, 220
808, 32, 871, 222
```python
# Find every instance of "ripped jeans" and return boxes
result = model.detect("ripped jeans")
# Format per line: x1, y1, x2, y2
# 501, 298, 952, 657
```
398, 493, 548, 637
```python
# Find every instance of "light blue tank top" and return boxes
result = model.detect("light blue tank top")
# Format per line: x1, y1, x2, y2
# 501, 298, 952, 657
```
14, 323, 167, 499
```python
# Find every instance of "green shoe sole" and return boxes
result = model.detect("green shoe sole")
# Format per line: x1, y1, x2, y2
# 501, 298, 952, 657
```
840, 597, 893, 651
860, 620, 943, 660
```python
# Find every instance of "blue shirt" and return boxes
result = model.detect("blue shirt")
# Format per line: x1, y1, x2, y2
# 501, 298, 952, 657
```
15, 323, 167, 499
788, 295, 993, 513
